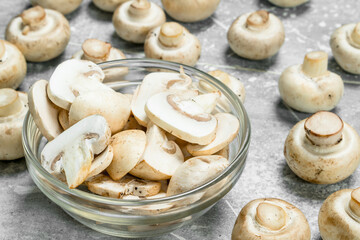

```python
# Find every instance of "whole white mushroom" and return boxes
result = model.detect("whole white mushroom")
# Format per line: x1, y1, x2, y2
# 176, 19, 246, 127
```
268, 0, 308, 7
92, 0, 128, 12
31, 0, 82, 15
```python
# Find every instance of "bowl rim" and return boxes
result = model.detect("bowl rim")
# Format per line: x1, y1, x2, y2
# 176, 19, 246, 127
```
22, 58, 251, 206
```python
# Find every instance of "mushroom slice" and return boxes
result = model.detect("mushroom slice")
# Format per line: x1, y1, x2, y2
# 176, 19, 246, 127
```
86, 146, 114, 180
123, 114, 146, 131
129, 122, 184, 180
58, 109, 70, 130
192, 91, 221, 114
47, 59, 112, 110
41, 115, 111, 188
107, 130, 146, 180
187, 113, 239, 156
86, 174, 161, 198
131, 69, 192, 126
28, 80, 63, 141
145, 91, 217, 145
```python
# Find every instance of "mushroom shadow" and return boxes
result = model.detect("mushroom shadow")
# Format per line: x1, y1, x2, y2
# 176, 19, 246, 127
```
86, 1, 113, 22
256, 0, 311, 19
0, 158, 27, 177
328, 57, 360, 86
274, 98, 309, 125
110, 32, 145, 57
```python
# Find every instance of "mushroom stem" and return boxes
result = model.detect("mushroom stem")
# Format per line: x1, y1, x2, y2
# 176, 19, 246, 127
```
351, 23, 360, 47
129, 0, 151, 17
304, 111, 343, 146
246, 10, 270, 31
349, 187, 360, 217
255, 202, 287, 231
0, 89, 23, 117
302, 51, 329, 78
0, 40, 5, 61
21, 6, 46, 33
82, 39, 112, 62
159, 22, 184, 47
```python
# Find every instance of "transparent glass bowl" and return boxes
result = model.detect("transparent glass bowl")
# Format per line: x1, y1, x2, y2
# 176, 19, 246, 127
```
22, 59, 251, 238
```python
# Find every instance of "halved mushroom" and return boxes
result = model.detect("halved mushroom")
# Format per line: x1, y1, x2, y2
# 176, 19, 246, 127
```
92, 0, 128, 12
161, 0, 220, 22
330, 22, 360, 74
187, 113, 239, 156
107, 130, 146, 180
6, 6, 70, 62
227, 10, 285, 60
69, 90, 131, 134
0, 89, 28, 160
41, 115, 111, 188
58, 109, 70, 130
113, 0, 166, 43
319, 187, 360, 240
232, 198, 311, 240
145, 91, 217, 145
86, 146, 114, 180
0, 39, 26, 89
28, 80, 63, 141
268, 0, 308, 7
86, 174, 161, 198
278, 51, 344, 113
129, 122, 184, 180
284, 111, 360, 184
30, 0, 83, 14
47, 59, 112, 110
144, 22, 201, 66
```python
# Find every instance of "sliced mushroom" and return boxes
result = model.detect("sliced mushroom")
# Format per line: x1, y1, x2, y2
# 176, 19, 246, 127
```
330, 22, 360, 74
30, 0, 82, 14
232, 198, 311, 240
227, 10, 285, 60
319, 187, 360, 240
28, 80, 63, 141
6, 6, 70, 62
144, 22, 201, 66
268, 0, 308, 7
187, 113, 239, 156
58, 109, 70, 130
0, 89, 28, 160
69, 90, 131, 134
107, 130, 146, 180
192, 91, 221, 114
0, 39, 26, 89
86, 174, 161, 198
129, 122, 184, 180
86, 146, 114, 180
284, 111, 360, 184
47, 59, 112, 110
41, 115, 111, 188
113, 0, 166, 43
92, 0, 128, 12
123, 114, 146, 131
145, 91, 217, 145
161, 0, 220, 22
278, 51, 344, 113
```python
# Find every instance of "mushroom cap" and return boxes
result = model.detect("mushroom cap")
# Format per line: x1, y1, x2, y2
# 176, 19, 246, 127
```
330, 23, 360, 74
232, 198, 311, 240
113, 0, 166, 43
30, 0, 83, 14
144, 23, 201, 66
0, 40, 27, 89
86, 145, 113, 180
161, 0, 220, 22
92, 0, 128, 12
268, 0, 308, 7
227, 10, 285, 60
318, 188, 360, 240
5, 7, 70, 62
0, 90, 28, 160
28, 80, 63, 141
284, 116, 360, 184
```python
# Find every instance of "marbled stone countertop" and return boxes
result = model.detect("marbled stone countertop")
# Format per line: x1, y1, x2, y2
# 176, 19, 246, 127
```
1, 0, 360, 239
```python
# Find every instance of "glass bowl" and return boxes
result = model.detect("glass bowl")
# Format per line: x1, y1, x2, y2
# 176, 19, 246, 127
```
22, 58, 251, 238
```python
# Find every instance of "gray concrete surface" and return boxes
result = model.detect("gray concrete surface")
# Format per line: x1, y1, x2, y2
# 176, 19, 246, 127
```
1, 0, 360, 239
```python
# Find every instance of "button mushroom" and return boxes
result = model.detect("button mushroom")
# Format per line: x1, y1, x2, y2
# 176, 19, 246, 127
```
319, 187, 360, 240
30, 0, 83, 15
232, 198, 311, 240
284, 111, 360, 184
144, 22, 201, 66
278, 51, 344, 113
86, 146, 114, 180
0, 88, 28, 160
227, 10, 285, 60
6, 6, 70, 62
268, 0, 308, 7
330, 22, 360, 74
161, 0, 220, 22
0, 39, 26, 89
113, 0, 166, 44
92, 0, 128, 12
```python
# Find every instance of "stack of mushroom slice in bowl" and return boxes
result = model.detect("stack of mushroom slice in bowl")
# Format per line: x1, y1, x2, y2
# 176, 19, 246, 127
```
22, 58, 250, 237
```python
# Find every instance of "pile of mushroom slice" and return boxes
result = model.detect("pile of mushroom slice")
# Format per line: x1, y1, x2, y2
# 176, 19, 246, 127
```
30, 59, 240, 207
